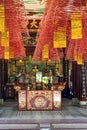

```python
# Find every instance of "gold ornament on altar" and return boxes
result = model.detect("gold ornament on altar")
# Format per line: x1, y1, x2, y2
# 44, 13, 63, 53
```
58, 82, 66, 91
34, 97, 46, 107
58, 85, 65, 91
14, 85, 21, 91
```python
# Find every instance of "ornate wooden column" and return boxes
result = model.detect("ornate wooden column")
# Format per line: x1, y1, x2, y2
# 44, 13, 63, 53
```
62, 59, 70, 98
4, 60, 8, 83
72, 62, 87, 105
85, 62, 87, 98
0, 59, 8, 104
0, 59, 4, 104
76, 64, 82, 100
80, 62, 87, 105
63, 60, 69, 84
0, 60, 2, 99
72, 61, 81, 99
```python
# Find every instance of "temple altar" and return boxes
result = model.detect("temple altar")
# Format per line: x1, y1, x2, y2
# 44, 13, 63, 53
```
18, 90, 62, 111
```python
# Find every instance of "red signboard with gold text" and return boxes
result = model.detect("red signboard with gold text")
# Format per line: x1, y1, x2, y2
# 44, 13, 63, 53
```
27, 19, 41, 32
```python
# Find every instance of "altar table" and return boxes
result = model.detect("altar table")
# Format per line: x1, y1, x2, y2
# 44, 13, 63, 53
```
18, 90, 61, 111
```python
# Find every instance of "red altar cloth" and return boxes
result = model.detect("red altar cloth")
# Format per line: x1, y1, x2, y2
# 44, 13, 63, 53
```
18, 90, 61, 111
27, 91, 53, 110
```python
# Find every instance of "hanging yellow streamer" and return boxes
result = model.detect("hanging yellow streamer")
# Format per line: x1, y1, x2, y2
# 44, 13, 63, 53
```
53, 27, 66, 48
77, 53, 83, 64
0, 5, 5, 32
42, 44, 49, 60
1, 32, 9, 46
4, 46, 10, 59
1, 31, 10, 59
71, 12, 82, 39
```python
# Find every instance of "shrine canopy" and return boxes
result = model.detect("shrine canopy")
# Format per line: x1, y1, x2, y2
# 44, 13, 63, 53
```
0, 0, 28, 59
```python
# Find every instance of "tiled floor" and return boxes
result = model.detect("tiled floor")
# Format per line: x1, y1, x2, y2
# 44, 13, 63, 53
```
0, 98, 87, 129
0, 98, 87, 119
